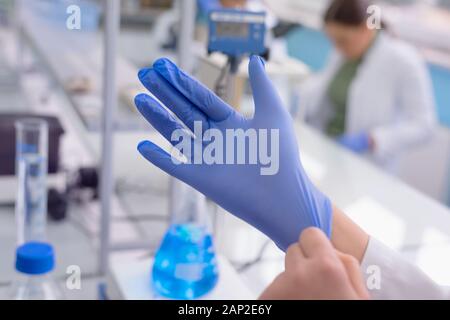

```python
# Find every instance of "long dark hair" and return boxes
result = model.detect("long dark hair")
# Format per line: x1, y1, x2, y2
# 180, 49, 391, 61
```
324, 0, 386, 28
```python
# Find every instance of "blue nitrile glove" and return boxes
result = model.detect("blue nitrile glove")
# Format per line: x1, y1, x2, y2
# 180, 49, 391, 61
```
135, 56, 332, 251
337, 132, 371, 154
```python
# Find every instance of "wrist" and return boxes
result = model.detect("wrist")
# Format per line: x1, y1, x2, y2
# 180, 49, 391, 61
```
331, 205, 369, 263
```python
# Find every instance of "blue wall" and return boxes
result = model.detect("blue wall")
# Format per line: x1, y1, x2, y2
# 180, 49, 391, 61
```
287, 27, 332, 72
429, 64, 450, 127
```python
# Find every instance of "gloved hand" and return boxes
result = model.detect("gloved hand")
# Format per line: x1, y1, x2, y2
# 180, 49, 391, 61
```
135, 56, 332, 251
337, 132, 371, 154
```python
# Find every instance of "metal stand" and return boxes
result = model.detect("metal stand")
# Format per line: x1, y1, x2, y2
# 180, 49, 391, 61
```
13, 0, 23, 88
224, 56, 241, 105
168, 0, 197, 220
99, 0, 120, 277
177, 0, 196, 72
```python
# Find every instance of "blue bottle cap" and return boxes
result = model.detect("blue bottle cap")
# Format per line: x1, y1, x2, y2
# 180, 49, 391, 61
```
15, 242, 55, 275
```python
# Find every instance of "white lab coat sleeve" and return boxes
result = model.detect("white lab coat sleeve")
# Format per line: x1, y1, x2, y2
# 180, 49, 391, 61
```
360, 237, 450, 299
371, 49, 437, 160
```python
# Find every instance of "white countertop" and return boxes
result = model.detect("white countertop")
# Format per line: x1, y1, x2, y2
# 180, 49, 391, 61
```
107, 253, 255, 300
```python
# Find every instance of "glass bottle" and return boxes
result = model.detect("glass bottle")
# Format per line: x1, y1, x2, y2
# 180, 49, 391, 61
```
9, 242, 63, 300
15, 118, 48, 244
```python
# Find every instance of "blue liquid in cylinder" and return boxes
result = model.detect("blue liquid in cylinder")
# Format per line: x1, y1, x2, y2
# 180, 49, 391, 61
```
152, 224, 219, 299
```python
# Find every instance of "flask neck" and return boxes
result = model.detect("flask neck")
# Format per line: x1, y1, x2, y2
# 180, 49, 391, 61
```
171, 182, 211, 230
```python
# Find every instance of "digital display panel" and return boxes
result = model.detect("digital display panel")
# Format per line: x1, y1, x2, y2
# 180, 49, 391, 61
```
215, 22, 249, 38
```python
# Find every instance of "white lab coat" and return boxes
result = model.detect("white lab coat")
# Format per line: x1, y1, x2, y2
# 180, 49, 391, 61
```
299, 32, 437, 171
361, 237, 449, 299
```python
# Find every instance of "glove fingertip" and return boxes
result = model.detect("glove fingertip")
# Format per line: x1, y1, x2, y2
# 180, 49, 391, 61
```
138, 68, 151, 82
248, 55, 273, 93
138, 140, 173, 165
135, 94, 160, 119
137, 140, 189, 179
249, 55, 265, 76
137, 140, 153, 154
253, 55, 266, 67
134, 93, 149, 107
153, 57, 176, 73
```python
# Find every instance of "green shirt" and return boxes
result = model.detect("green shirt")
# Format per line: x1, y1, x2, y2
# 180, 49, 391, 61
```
325, 58, 362, 137
325, 32, 380, 137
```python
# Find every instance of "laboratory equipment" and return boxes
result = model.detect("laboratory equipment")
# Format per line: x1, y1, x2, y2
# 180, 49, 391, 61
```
0, 114, 64, 176
15, 119, 49, 244
136, 56, 332, 251
207, 9, 266, 57
152, 183, 219, 300
9, 242, 62, 300
207, 8, 266, 104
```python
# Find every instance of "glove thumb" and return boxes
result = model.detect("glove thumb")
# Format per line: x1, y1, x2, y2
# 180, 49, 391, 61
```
248, 55, 284, 119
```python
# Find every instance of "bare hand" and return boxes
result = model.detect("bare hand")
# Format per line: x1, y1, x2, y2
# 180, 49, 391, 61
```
259, 228, 370, 300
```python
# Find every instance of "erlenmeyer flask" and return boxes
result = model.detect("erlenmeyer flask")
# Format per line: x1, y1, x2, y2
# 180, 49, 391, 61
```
152, 182, 219, 300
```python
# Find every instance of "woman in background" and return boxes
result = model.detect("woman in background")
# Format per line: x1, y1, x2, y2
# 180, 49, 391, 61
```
300, 0, 436, 172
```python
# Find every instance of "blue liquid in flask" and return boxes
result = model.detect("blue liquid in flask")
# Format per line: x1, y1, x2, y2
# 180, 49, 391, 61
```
152, 224, 219, 299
